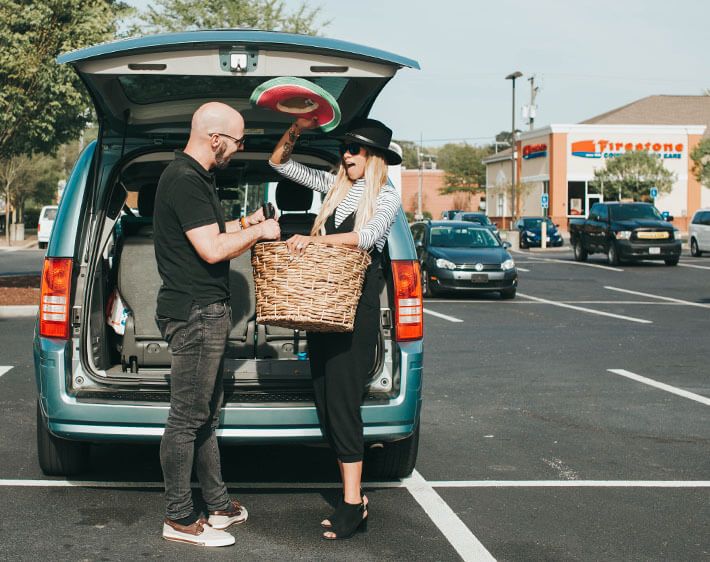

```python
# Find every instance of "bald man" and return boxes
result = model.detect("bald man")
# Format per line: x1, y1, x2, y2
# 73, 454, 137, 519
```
153, 102, 280, 547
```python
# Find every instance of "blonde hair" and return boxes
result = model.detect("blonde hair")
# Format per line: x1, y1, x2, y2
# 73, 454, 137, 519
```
310, 150, 389, 237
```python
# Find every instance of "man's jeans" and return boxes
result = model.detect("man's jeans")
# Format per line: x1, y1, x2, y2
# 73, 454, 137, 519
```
156, 300, 232, 520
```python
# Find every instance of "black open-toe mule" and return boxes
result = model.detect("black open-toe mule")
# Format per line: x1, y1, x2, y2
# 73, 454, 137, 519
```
321, 489, 368, 529
322, 500, 368, 540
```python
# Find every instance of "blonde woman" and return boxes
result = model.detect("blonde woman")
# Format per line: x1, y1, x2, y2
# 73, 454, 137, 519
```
269, 118, 401, 540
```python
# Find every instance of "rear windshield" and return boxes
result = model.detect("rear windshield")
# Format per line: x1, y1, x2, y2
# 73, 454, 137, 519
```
461, 214, 491, 225
522, 218, 553, 228
609, 205, 662, 221
430, 226, 500, 248
41, 208, 57, 221
118, 75, 350, 105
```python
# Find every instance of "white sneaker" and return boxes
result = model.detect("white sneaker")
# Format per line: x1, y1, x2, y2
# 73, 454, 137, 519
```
162, 517, 235, 547
208, 499, 249, 530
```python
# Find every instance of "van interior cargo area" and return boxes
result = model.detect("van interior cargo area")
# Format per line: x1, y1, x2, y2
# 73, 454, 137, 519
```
81, 151, 397, 399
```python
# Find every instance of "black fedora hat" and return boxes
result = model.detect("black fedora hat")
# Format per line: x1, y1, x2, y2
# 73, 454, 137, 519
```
342, 118, 402, 165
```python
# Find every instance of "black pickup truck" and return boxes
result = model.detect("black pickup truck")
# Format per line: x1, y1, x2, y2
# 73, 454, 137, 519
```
569, 202, 681, 266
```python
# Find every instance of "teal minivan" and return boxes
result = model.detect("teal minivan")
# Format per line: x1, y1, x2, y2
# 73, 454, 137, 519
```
33, 31, 423, 478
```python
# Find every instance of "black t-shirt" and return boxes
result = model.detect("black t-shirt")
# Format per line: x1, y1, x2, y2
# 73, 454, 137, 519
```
153, 151, 229, 320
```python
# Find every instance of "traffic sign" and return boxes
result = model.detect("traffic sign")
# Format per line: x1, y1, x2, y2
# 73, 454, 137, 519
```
541, 193, 549, 209
650, 187, 658, 198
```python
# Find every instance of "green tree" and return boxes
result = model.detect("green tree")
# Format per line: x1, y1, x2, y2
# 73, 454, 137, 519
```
590, 150, 676, 200
691, 137, 710, 189
437, 143, 493, 194
394, 140, 420, 169
0, 1, 124, 241
134, 0, 329, 35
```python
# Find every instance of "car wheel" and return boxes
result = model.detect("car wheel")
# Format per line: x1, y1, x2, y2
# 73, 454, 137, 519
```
37, 400, 89, 476
422, 268, 438, 298
607, 242, 620, 266
573, 240, 588, 262
690, 238, 702, 257
664, 257, 679, 266
500, 288, 516, 299
519, 237, 528, 250
38, 242, 47, 249
365, 423, 420, 479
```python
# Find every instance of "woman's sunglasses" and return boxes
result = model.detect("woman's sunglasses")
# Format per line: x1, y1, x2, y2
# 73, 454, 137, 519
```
338, 142, 364, 157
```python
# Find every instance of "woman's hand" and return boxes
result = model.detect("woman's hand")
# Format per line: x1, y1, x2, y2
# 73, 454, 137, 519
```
286, 234, 313, 257
295, 116, 319, 130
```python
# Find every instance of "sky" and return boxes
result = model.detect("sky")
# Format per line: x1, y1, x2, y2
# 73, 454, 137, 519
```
123, 0, 709, 146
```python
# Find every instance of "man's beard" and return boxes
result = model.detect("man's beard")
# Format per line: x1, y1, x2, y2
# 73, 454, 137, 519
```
214, 141, 230, 169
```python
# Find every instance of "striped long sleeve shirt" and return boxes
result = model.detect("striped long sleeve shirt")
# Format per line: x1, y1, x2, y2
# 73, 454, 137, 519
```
270, 159, 401, 252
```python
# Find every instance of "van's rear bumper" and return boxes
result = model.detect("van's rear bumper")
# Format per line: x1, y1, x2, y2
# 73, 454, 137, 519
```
34, 336, 423, 444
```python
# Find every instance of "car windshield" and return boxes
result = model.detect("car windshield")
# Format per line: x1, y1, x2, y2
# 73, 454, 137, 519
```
429, 226, 500, 248
461, 214, 492, 225
522, 218, 553, 228
609, 204, 663, 221
42, 208, 57, 221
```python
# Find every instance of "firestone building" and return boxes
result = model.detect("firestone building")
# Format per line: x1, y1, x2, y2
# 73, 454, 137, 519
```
484, 96, 710, 231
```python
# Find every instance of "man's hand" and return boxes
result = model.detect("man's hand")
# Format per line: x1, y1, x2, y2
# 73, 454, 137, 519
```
257, 219, 281, 241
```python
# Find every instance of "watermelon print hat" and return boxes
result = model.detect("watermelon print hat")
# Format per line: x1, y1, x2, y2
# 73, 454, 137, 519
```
250, 77, 341, 133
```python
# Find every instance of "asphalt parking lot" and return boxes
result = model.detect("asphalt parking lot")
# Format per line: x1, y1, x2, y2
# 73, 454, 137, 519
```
0, 247, 708, 561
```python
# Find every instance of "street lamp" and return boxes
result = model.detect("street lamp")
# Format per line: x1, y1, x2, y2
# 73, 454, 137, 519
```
505, 71, 522, 227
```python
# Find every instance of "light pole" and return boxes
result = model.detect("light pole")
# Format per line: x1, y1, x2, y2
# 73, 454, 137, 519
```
506, 71, 522, 227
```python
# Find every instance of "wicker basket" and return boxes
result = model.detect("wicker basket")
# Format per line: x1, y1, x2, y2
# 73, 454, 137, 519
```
252, 241, 372, 332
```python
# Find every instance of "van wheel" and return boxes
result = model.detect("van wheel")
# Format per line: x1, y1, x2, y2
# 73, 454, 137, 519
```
690, 238, 702, 257
607, 242, 620, 266
36, 401, 89, 476
38, 242, 47, 249
500, 288, 516, 299
365, 423, 420, 479
573, 240, 587, 262
664, 257, 679, 266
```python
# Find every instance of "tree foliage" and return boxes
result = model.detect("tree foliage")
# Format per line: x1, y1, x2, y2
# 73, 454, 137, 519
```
691, 137, 710, 189
394, 139, 420, 169
437, 143, 493, 194
0, 1, 126, 160
133, 0, 329, 35
590, 150, 676, 200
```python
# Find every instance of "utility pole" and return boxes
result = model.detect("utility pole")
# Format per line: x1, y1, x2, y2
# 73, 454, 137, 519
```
527, 75, 538, 131
506, 71, 522, 226
416, 132, 423, 220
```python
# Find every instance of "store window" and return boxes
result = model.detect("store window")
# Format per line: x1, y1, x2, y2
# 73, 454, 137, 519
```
567, 181, 585, 216
497, 193, 505, 217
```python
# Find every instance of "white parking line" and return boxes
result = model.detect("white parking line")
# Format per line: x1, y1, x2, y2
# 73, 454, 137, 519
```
0, 366, 13, 379
423, 308, 464, 323
517, 267, 531, 272
517, 292, 653, 324
607, 369, 710, 406
510, 251, 624, 272
678, 263, 710, 270
604, 286, 710, 309
1, 478, 708, 489
424, 300, 682, 305
404, 470, 495, 561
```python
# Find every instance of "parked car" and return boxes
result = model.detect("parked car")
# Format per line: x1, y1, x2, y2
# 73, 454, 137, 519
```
515, 216, 563, 249
452, 211, 500, 239
569, 202, 681, 266
33, 31, 423, 478
411, 220, 517, 299
689, 208, 710, 257
440, 209, 463, 220
37, 205, 58, 249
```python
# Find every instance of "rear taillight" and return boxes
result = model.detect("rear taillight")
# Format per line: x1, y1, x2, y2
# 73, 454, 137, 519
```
392, 260, 423, 341
39, 258, 73, 339
37, 224, 40, 234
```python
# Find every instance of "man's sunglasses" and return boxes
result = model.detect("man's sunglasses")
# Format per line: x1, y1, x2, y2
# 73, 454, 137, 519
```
338, 142, 365, 157
209, 132, 246, 148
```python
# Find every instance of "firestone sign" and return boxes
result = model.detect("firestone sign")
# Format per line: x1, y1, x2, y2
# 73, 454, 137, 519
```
571, 139, 684, 159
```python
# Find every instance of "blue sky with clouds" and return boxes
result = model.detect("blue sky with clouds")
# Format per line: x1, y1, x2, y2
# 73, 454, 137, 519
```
124, 0, 709, 145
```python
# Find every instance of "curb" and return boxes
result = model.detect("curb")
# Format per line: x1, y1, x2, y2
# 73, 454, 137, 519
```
0, 239, 39, 251
0, 305, 38, 318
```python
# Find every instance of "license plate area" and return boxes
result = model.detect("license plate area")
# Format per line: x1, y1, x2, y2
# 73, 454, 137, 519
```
649, 247, 661, 255
471, 273, 488, 283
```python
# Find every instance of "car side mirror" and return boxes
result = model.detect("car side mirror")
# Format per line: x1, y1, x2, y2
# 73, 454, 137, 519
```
415, 240, 423, 248
664, 215, 674, 222
502, 241, 511, 249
